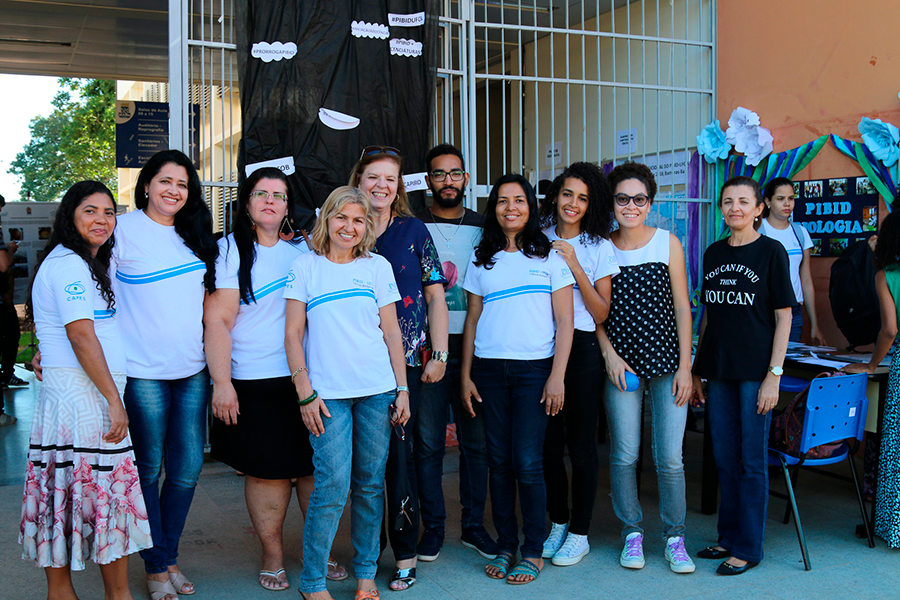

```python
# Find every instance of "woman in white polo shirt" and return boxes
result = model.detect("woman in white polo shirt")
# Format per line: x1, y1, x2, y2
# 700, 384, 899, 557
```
461, 173, 575, 585
115, 150, 219, 599
285, 186, 410, 600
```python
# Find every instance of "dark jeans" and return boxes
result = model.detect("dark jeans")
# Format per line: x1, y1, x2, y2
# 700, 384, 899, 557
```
706, 379, 771, 563
0, 303, 19, 389
385, 365, 422, 561
472, 356, 552, 558
415, 336, 489, 533
543, 329, 602, 535
790, 304, 803, 343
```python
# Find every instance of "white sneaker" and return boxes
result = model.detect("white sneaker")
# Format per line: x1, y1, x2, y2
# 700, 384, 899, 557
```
551, 532, 590, 566
619, 532, 645, 569
542, 522, 568, 558
665, 536, 696, 574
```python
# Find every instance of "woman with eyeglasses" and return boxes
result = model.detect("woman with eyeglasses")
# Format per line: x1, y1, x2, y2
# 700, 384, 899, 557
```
537, 163, 618, 567
598, 161, 696, 575
349, 146, 449, 591
204, 167, 348, 590
461, 173, 575, 585
284, 186, 410, 600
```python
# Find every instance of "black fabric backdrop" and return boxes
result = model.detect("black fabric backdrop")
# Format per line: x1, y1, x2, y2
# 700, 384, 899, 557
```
235, 0, 439, 230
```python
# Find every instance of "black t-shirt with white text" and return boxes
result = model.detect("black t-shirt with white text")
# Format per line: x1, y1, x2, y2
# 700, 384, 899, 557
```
696, 235, 794, 381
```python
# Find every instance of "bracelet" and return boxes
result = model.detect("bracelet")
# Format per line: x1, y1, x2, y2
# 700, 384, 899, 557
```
297, 390, 318, 406
290, 366, 308, 384
396, 386, 410, 394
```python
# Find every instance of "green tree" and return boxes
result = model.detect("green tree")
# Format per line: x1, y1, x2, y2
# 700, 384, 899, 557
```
9, 78, 117, 202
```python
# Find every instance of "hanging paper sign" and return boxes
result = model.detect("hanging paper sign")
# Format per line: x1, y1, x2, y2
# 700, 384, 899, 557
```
318, 107, 360, 130
389, 12, 425, 27
351, 21, 389, 39
792, 176, 877, 257
403, 172, 428, 192
390, 38, 423, 57
251, 41, 297, 62
245, 156, 295, 177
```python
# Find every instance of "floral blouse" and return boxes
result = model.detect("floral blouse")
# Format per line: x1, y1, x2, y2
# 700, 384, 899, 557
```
375, 216, 447, 367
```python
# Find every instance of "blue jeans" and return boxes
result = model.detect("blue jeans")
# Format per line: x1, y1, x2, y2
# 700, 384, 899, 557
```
300, 390, 394, 593
123, 369, 210, 574
472, 357, 551, 558
605, 371, 688, 541
790, 304, 803, 343
706, 379, 771, 563
415, 339, 489, 532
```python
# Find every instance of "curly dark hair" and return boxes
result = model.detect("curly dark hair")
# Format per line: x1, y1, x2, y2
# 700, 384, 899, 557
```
874, 206, 900, 271
27, 181, 117, 319
134, 150, 218, 293
608, 161, 658, 201
475, 173, 550, 268
539, 162, 613, 242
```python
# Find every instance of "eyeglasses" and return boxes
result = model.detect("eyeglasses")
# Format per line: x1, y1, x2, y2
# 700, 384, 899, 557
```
360, 146, 401, 160
430, 169, 466, 182
388, 404, 406, 441
614, 193, 650, 207
249, 190, 288, 202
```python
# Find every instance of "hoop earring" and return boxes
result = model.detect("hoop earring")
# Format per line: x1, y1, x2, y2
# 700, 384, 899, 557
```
280, 215, 295, 241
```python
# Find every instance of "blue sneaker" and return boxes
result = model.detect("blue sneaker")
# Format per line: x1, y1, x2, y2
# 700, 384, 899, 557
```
461, 525, 499, 559
620, 532, 645, 569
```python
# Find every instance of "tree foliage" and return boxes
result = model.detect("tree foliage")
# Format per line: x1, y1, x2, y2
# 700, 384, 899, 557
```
8, 78, 117, 202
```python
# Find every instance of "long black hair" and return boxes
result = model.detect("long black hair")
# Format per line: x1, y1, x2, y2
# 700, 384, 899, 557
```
539, 162, 613, 242
875, 202, 900, 271
761, 176, 794, 218
134, 150, 218, 293
27, 181, 117, 319
474, 173, 550, 268
228, 167, 297, 304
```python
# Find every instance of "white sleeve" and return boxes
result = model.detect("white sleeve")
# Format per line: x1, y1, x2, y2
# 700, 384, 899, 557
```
52, 257, 97, 325
214, 238, 239, 290
593, 240, 621, 281
462, 251, 482, 296
551, 252, 576, 292
374, 256, 402, 307
282, 255, 308, 302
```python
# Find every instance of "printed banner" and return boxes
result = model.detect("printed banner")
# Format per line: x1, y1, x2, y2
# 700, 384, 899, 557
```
792, 176, 878, 257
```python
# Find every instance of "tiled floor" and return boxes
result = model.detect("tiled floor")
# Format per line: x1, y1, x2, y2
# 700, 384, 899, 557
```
1, 369, 897, 599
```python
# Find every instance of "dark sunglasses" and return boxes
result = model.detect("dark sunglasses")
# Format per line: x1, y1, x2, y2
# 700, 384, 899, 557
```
614, 193, 650, 207
430, 169, 466, 182
360, 145, 401, 160
388, 404, 406, 441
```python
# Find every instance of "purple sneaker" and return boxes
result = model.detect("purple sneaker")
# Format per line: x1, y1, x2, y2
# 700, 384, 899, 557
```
619, 532, 645, 569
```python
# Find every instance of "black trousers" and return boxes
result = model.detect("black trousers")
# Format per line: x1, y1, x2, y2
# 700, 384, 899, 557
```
384, 365, 422, 561
0, 303, 19, 409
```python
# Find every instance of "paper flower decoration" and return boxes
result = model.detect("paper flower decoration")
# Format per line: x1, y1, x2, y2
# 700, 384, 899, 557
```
859, 117, 900, 167
725, 107, 773, 166
697, 119, 731, 164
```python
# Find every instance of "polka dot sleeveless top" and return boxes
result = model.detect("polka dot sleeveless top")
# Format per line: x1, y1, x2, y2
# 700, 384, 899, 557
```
604, 227, 679, 378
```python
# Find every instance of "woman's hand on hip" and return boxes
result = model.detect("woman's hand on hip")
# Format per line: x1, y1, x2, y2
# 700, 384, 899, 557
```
542, 375, 565, 416
211, 381, 240, 426
103, 398, 129, 444
757, 374, 780, 415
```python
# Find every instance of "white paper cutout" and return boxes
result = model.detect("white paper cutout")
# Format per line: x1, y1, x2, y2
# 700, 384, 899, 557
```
251, 41, 297, 62
390, 38, 423, 58
318, 107, 360, 131
724, 106, 773, 167
245, 156, 295, 177
389, 12, 426, 27
351, 21, 389, 39
403, 172, 429, 192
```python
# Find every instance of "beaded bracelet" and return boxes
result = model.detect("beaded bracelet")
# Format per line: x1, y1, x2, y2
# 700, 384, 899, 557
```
298, 390, 318, 406
290, 366, 308, 384
396, 386, 410, 394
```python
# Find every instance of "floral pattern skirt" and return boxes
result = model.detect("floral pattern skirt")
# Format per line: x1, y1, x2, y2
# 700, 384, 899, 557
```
19, 367, 153, 570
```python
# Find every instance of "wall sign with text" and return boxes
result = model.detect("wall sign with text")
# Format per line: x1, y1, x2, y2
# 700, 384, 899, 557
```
792, 176, 878, 257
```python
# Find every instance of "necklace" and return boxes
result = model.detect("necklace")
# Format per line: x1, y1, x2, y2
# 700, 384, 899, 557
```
430, 210, 466, 248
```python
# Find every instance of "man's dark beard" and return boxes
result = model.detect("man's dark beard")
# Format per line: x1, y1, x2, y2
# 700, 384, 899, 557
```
432, 185, 464, 208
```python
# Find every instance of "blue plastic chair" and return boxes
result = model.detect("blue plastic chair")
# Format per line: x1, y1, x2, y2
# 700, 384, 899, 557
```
779, 374, 810, 394
767, 373, 874, 570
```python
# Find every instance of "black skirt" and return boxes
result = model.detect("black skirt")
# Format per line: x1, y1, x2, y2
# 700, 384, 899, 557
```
210, 376, 314, 479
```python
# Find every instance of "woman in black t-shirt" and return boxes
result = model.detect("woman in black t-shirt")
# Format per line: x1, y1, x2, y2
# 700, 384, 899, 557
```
692, 176, 794, 576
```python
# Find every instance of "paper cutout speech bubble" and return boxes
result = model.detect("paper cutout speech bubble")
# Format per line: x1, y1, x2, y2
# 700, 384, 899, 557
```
245, 156, 295, 177
318, 107, 360, 131
389, 38, 423, 58
251, 41, 298, 62
351, 21, 389, 39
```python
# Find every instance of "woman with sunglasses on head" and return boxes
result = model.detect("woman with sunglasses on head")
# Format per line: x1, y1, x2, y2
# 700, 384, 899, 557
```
349, 146, 449, 591
204, 167, 347, 591
285, 186, 410, 600
598, 161, 695, 575
461, 173, 575, 585
537, 163, 618, 567
21, 181, 152, 600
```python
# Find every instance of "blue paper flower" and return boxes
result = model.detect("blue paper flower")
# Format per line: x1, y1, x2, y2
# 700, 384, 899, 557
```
859, 117, 900, 167
697, 120, 731, 164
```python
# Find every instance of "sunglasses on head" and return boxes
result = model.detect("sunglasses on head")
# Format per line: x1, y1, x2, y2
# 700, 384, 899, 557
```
614, 193, 650, 207
360, 146, 401, 160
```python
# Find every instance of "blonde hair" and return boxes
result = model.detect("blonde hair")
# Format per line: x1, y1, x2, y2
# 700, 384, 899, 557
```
311, 186, 377, 258
348, 152, 414, 218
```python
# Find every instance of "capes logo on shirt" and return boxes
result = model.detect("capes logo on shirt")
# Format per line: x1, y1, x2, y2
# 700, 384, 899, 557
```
286, 271, 296, 284
65, 281, 86, 301
528, 269, 550, 279
352, 277, 374, 290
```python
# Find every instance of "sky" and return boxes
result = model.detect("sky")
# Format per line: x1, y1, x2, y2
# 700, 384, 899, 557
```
0, 74, 60, 202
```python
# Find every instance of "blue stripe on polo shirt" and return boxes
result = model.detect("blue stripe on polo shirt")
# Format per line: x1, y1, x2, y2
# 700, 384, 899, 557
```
240, 276, 289, 305
93, 309, 115, 320
307, 288, 377, 312
786, 249, 803, 255
483, 284, 552, 304
115, 260, 205, 285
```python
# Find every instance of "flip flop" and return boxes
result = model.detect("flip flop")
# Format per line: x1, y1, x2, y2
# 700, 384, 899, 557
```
485, 552, 513, 579
506, 558, 541, 585
259, 569, 289, 591
389, 567, 416, 591
168, 570, 195, 595
326, 557, 349, 581
148, 578, 180, 600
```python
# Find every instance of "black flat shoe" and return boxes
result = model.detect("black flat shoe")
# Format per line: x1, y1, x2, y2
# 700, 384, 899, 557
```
716, 560, 758, 576
697, 546, 731, 559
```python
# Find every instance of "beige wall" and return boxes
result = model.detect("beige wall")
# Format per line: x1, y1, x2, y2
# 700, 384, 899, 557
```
717, 0, 900, 348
